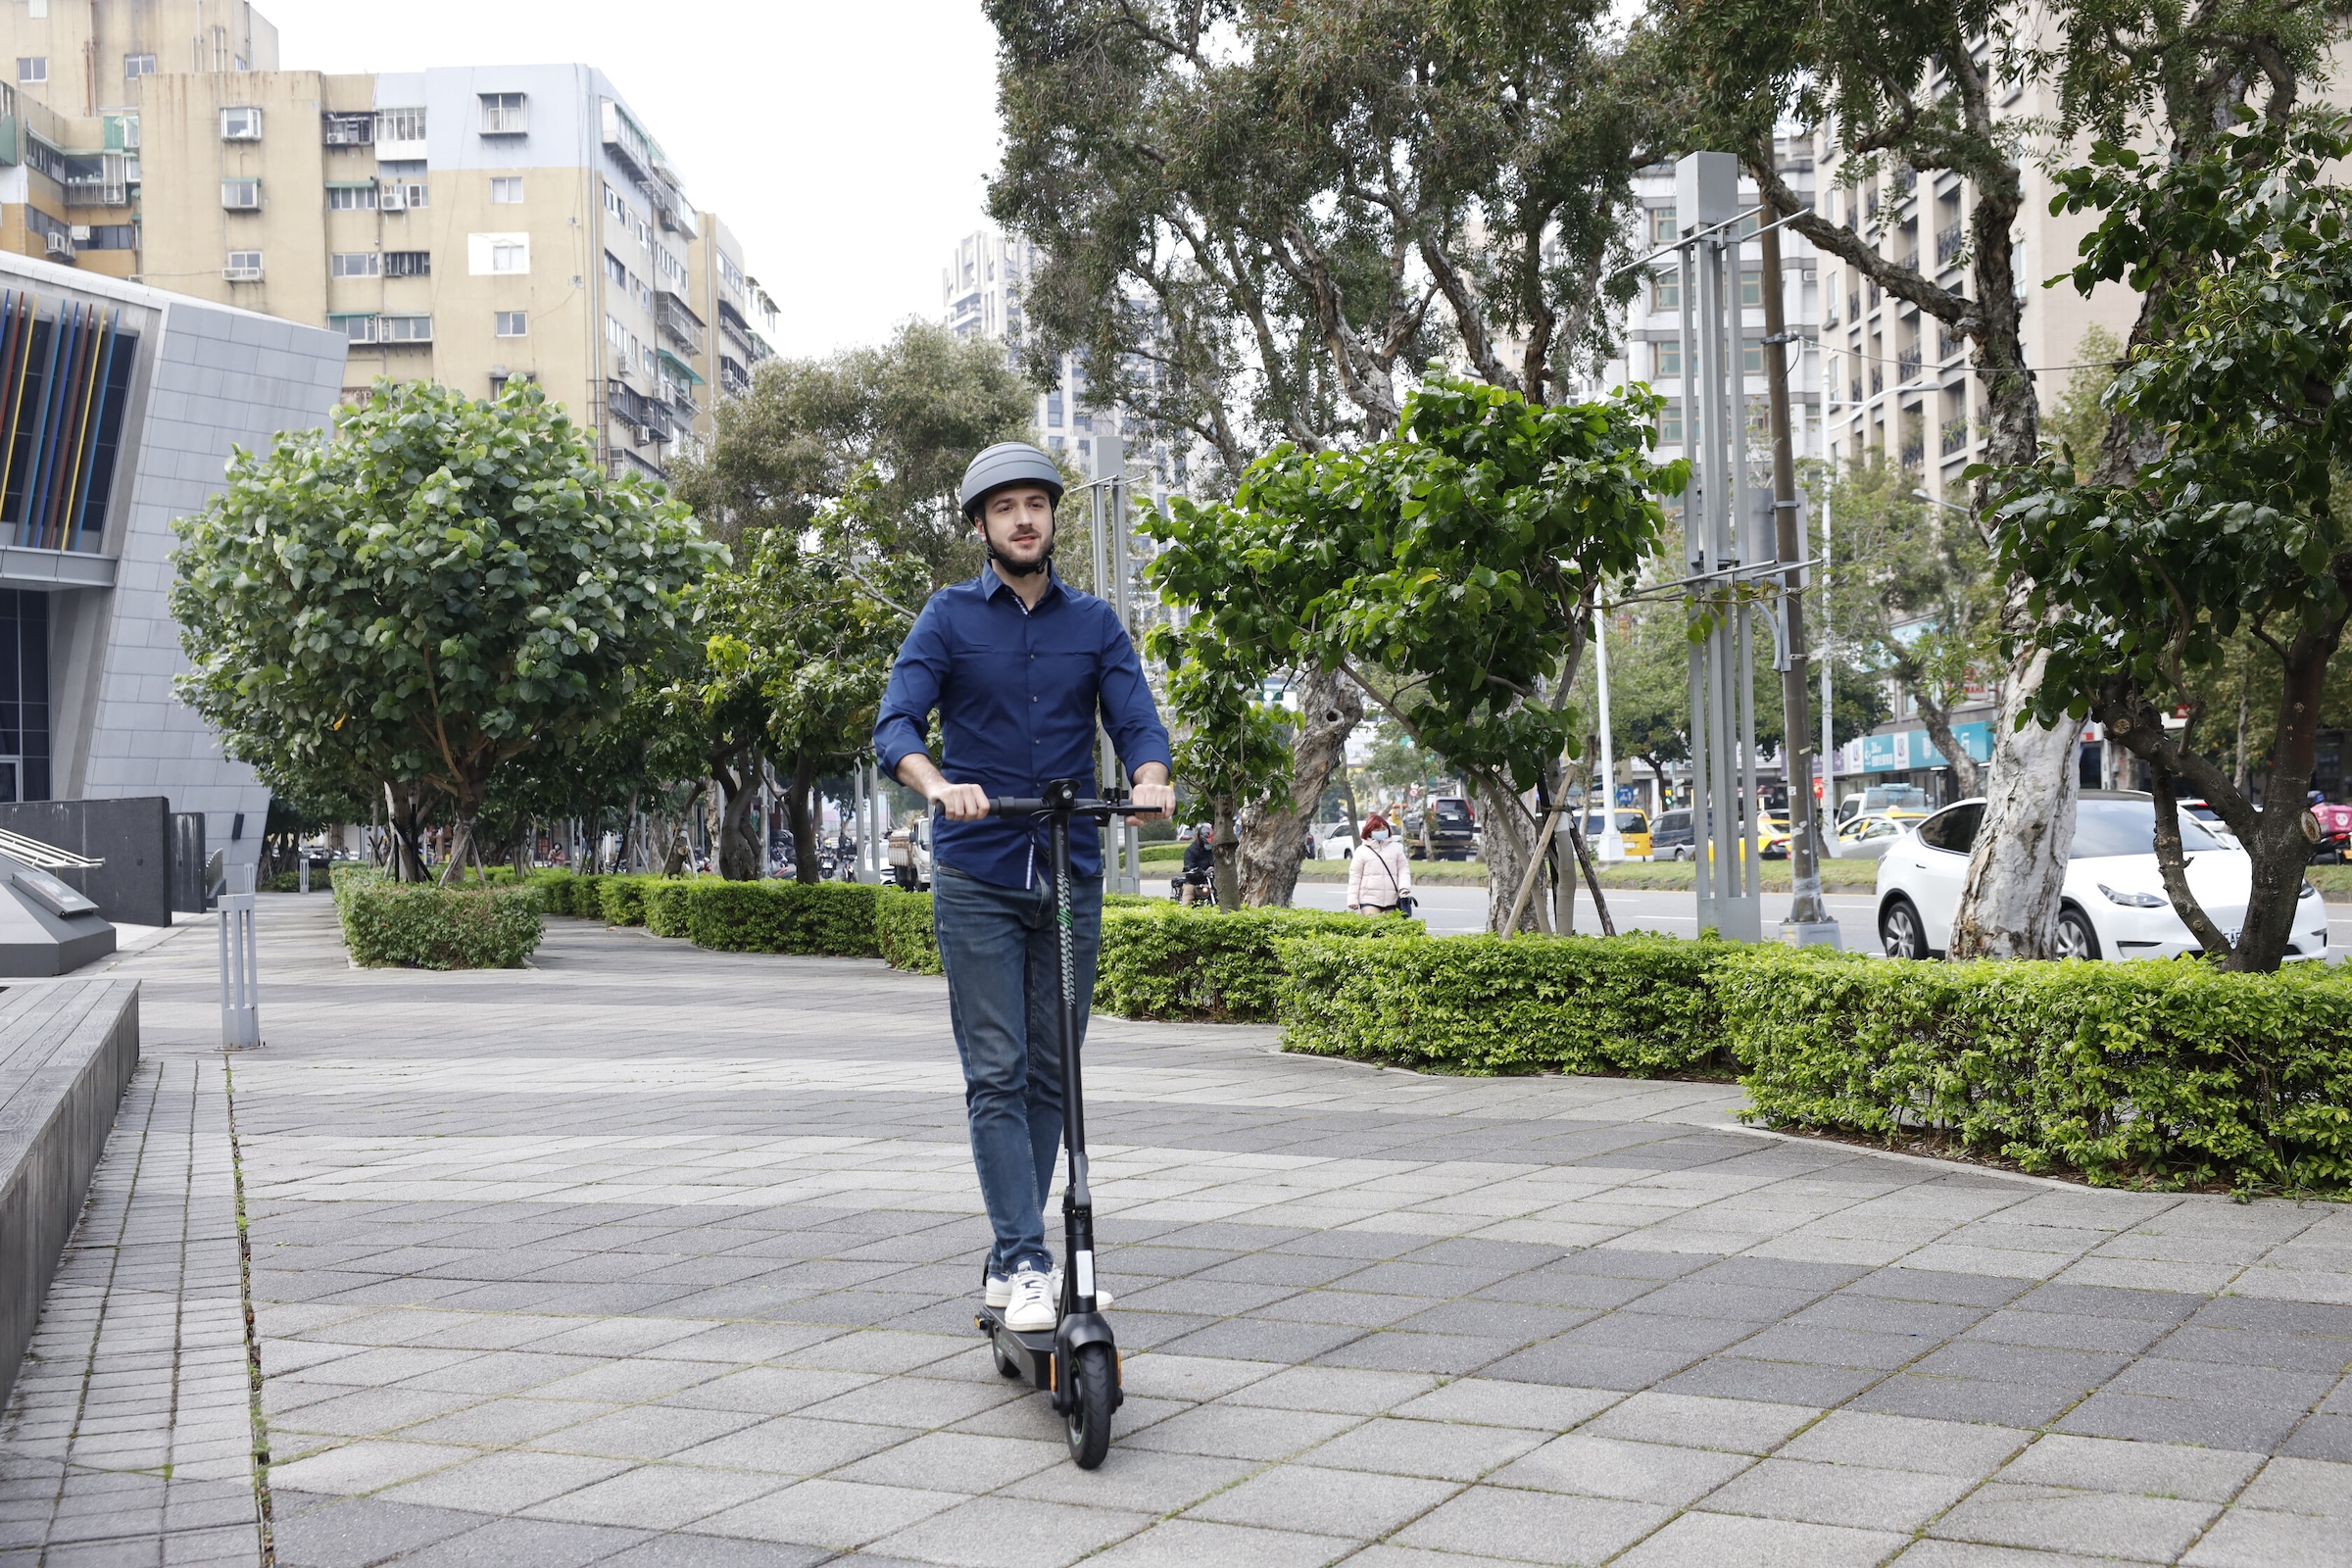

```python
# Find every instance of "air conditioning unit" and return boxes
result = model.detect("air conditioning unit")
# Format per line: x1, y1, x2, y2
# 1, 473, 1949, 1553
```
70, 224, 89, 241
223, 264, 263, 282
378, 184, 406, 212
44, 232, 74, 261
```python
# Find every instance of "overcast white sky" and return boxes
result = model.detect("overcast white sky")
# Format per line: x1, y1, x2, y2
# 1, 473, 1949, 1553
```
265, 0, 1004, 360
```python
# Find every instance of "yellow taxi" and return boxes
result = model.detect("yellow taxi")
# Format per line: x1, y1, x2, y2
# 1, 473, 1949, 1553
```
1583, 809, 1652, 859
1758, 814, 1793, 858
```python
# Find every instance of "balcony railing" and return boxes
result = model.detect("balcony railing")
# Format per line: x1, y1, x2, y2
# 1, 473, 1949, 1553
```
1848, 289, 1861, 322
1936, 220, 1966, 269
322, 112, 372, 146
1900, 440, 1925, 469
1937, 325, 1960, 361
606, 379, 676, 443
718, 359, 751, 398
1896, 346, 1923, 382
1870, 367, 1884, 395
1941, 416, 1972, 455
1850, 377, 1864, 403
1895, 246, 1920, 273
655, 291, 705, 357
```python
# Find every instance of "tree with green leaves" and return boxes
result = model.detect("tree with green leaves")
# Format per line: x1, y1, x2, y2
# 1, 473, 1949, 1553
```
1820, 455, 1999, 797
671, 318, 1040, 586
992, 0, 1657, 473
172, 379, 721, 882
1140, 621, 1295, 909
1654, 0, 2346, 958
1148, 372, 1679, 931
1992, 115, 2352, 972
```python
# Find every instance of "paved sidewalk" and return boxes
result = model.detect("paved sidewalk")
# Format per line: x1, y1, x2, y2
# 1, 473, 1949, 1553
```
6, 896, 2351, 1567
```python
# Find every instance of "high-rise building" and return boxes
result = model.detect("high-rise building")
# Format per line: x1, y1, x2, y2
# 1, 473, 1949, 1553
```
0, 3, 776, 484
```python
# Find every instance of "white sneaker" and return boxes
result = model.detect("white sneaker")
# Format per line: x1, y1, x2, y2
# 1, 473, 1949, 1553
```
986, 1267, 1113, 1310
1003, 1265, 1056, 1332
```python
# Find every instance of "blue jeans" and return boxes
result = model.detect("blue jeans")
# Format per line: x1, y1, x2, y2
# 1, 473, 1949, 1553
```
932, 863, 1102, 1277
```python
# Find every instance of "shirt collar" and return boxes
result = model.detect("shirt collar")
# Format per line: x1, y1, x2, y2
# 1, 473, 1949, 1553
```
979, 563, 1064, 605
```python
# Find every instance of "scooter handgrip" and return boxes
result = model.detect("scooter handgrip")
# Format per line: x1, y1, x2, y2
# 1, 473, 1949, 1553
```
991, 798, 1049, 818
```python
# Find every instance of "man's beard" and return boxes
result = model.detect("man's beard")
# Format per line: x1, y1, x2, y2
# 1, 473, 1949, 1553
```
985, 532, 1054, 577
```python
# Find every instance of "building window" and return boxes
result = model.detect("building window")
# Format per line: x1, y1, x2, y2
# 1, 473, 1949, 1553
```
471, 234, 527, 274
1650, 205, 1676, 244
16, 58, 46, 84
375, 107, 425, 145
491, 176, 523, 204
1740, 270, 1764, 308
330, 251, 380, 277
380, 178, 427, 211
322, 112, 373, 147
82, 223, 136, 250
122, 53, 156, 79
1659, 401, 1684, 443
326, 183, 375, 211
383, 250, 429, 277
478, 92, 527, 134
381, 315, 432, 343
495, 311, 527, 337
1046, 389, 1063, 427
1653, 342, 1681, 379
221, 178, 261, 210
220, 106, 262, 141
224, 250, 263, 280
336, 314, 378, 343
605, 252, 628, 288
1652, 270, 1679, 311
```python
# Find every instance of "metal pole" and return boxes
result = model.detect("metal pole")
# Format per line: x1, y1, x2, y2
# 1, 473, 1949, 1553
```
1593, 612, 1625, 862
220, 861, 259, 1049
1820, 487, 1837, 825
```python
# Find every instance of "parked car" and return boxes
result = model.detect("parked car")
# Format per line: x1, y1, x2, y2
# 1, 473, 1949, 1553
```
1834, 784, 1930, 832
1579, 809, 1652, 859
1831, 809, 1928, 860
1757, 814, 1792, 859
1405, 795, 1478, 859
2176, 799, 2242, 851
1651, 808, 1695, 860
1876, 791, 2329, 961
1308, 820, 1357, 859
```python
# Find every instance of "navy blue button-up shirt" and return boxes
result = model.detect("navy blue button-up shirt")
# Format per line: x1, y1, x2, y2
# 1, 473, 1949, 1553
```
873, 567, 1173, 889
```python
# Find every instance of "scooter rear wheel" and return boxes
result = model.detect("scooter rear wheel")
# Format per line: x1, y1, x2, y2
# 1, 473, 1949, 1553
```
1063, 1344, 1114, 1468
990, 1329, 1022, 1380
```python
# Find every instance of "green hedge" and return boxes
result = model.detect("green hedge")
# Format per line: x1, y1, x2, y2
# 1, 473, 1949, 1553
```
1718, 949, 2352, 1193
1098, 905, 1418, 1022
597, 873, 665, 926
683, 881, 882, 956
642, 878, 699, 937
877, 888, 943, 973
329, 867, 544, 969
1278, 931, 1737, 1075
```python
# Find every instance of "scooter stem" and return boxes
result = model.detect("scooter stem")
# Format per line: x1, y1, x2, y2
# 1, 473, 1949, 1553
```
1049, 795, 1100, 1314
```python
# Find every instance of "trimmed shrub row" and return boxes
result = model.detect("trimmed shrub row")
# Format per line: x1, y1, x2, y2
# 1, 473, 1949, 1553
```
1277, 931, 1738, 1076
1718, 948, 2352, 1194
330, 866, 544, 969
1099, 905, 1419, 1022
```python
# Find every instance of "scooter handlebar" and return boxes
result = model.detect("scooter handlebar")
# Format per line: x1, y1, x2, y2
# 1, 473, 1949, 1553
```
987, 795, 1131, 820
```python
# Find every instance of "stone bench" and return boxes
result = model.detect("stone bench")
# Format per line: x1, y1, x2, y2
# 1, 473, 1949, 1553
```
0, 980, 140, 1411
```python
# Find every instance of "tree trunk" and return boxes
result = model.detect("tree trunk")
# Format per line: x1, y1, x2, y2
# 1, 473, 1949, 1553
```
1948, 647, 2080, 958
1475, 772, 1544, 934
786, 756, 822, 883
716, 758, 763, 881
1211, 793, 1240, 910
1914, 691, 1984, 799
1239, 665, 1362, 906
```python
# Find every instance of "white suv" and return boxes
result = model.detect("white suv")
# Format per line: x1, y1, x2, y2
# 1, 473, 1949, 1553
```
1876, 791, 2328, 961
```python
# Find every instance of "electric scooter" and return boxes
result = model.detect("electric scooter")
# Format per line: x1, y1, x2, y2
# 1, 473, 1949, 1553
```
974, 779, 1125, 1469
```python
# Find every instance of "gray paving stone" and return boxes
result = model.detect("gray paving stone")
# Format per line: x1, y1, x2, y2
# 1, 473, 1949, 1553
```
831, 1431, 1066, 1494
1930, 1483, 2218, 1560
1084, 1519, 1356, 1568
1296, 1416, 1545, 1481
1121, 1403, 1361, 1461
689, 1478, 963, 1548
2181, 1506, 2349, 1568
864, 1494, 1156, 1568
257, 1494, 481, 1568
2234, 1455, 2352, 1517
1704, 1456, 1979, 1530
1852, 1375, 2084, 1429
1656, 1355, 1885, 1407
999, 1448, 1258, 1511
1888, 1545, 2134, 1568
2053, 1392, 2307, 1452
1613, 1510, 1907, 1567
1186, 1462, 1457, 1538
1218, 1365, 1440, 1415
1778, 1411, 2031, 1476
1582, 1392, 1820, 1453
390, 1517, 652, 1567
1392, 1485, 1671, 1566
1488, 1433, 1753, 1505
594, 1535, 831, 1568
379, 1450, 635, 1514
1996, 1434, 2262, 1500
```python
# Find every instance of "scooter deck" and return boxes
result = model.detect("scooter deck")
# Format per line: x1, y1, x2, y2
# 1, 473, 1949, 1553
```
976, 1302, 1058, 1393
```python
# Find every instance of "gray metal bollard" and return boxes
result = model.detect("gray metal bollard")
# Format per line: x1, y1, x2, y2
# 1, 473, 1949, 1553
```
220, 862, 261, 1049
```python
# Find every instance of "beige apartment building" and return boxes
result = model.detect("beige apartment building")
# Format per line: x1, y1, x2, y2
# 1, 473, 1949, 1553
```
0, 3, 772, 481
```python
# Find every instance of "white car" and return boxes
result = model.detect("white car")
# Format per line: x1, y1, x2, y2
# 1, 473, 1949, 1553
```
1831, 811, 1929, 861
1876, 792, 2328, 961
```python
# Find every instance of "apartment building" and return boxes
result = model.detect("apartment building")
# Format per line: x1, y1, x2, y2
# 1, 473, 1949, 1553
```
942, 226, 1190, 509
0, 5, 774, 483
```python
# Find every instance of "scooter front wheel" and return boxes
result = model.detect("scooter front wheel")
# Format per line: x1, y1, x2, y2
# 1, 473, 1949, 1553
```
1063, 1344, 1115, 1468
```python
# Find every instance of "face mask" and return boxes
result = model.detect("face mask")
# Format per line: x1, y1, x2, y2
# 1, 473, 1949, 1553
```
1370, 829, 1391, 843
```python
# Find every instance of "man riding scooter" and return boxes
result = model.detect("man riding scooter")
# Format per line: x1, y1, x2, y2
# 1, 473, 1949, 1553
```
872, 441, 1175, 1334
1173, 822, 1214, 906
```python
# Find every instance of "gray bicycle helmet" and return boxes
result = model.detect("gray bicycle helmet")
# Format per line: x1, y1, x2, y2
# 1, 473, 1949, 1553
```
959, 441, 1064, 518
